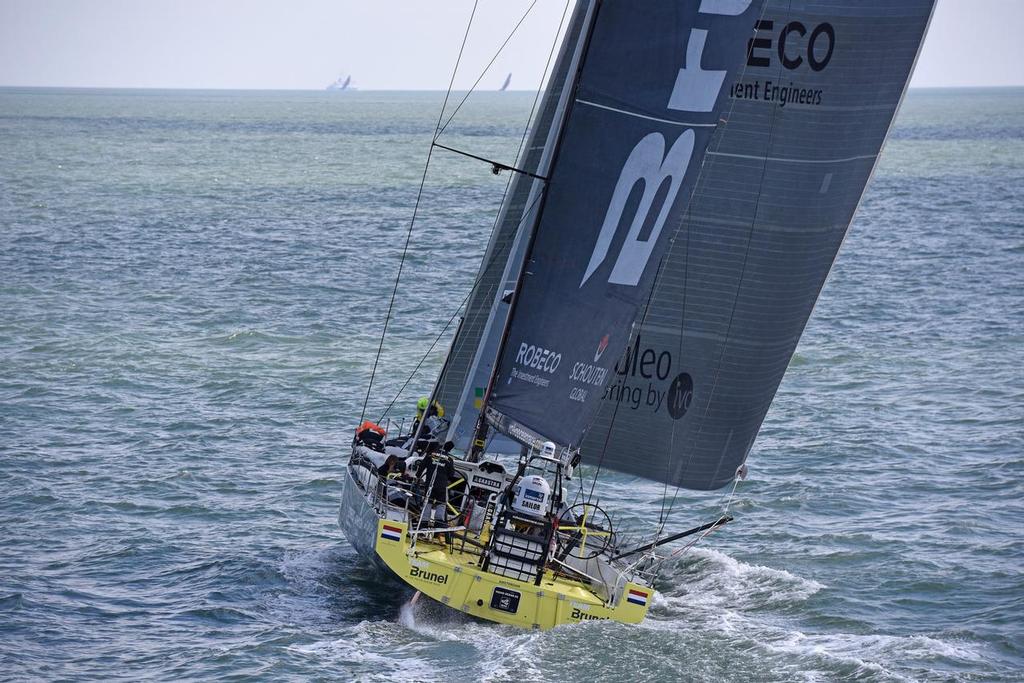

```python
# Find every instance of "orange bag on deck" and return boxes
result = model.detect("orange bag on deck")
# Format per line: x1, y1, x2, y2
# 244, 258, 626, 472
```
356, 420, 386, 437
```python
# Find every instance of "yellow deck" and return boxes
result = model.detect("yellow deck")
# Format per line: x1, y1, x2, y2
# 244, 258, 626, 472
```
374, 519, 651, 629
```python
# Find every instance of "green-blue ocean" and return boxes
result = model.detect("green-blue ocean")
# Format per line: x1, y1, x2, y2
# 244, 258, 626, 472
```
1, 86, 1021, 681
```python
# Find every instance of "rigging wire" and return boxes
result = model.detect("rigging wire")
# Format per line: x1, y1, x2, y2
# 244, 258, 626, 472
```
652, 475, 742, 570
633, 0, 783, 568
474, 0, 601, 458
415, 0, 572, 428
377, 290, 470, 423
376, 180, 547, 423
358, 0, 480, 427
435, 0, 542, 140
581, 270, 664, 506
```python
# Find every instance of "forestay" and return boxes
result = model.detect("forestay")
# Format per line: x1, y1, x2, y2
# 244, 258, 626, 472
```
487, 1, 762, 450
581, 0, 937, 489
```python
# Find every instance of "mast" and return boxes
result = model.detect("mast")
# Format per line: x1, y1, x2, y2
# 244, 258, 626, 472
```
434, 1, 594, 454
468, 0, 600, 461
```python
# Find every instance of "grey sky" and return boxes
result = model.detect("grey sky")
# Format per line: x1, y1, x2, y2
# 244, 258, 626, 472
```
1, 0, 1020, 90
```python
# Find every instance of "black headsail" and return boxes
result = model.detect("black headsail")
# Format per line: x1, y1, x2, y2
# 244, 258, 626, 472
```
482, 1, 763, 451
581, 0, 937, 489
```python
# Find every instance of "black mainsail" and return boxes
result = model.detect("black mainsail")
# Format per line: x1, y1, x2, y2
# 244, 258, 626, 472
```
581, 0, 936, 490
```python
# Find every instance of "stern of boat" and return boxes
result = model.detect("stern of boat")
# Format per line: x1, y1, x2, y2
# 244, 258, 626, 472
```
338, 461, 393, 574
372, 518, 651, 629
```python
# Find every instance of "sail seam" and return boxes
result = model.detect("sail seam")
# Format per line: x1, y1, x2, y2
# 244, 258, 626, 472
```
706, 151, 878, 164
575, 98, 718, 128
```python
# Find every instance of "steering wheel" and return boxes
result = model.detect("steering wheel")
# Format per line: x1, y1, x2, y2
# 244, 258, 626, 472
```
555, 502, 615, 560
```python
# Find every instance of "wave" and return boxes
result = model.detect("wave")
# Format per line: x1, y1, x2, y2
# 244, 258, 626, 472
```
655, 547, 825, 613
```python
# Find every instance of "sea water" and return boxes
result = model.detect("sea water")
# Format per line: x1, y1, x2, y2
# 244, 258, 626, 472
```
1, 87, 1021, 681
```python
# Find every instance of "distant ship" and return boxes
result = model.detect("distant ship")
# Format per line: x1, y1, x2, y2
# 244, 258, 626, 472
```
326, 75, 354, 91
499, 73, 512, 92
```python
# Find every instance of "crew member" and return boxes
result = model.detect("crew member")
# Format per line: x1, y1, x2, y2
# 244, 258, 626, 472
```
411, 396, 444, 435
416, 443, 457, 528
410, 397, 447, 453
354, 420, 387, 451
378, 452, 406, 478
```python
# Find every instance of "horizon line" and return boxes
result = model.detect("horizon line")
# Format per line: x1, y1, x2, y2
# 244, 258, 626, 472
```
1, 84, 1023, 93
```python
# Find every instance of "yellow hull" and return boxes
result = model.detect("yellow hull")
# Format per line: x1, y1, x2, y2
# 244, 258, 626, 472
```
374, 519, 652, 629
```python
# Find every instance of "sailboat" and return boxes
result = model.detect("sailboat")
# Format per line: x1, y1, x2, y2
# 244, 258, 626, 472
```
339, 0, 935, 629
326, 74, 353, 91
500, 73, 512, 92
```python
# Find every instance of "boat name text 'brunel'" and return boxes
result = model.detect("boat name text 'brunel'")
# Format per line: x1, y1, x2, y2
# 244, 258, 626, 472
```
409, 566, 449, 585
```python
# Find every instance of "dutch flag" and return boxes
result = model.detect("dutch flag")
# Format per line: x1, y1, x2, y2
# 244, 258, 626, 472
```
626, 588, 649, 606
380, 524, 403, 542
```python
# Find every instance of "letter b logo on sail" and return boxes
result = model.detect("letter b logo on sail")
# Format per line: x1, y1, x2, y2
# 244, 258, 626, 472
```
579, 0, 748, 289
579, 131, 695, 288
